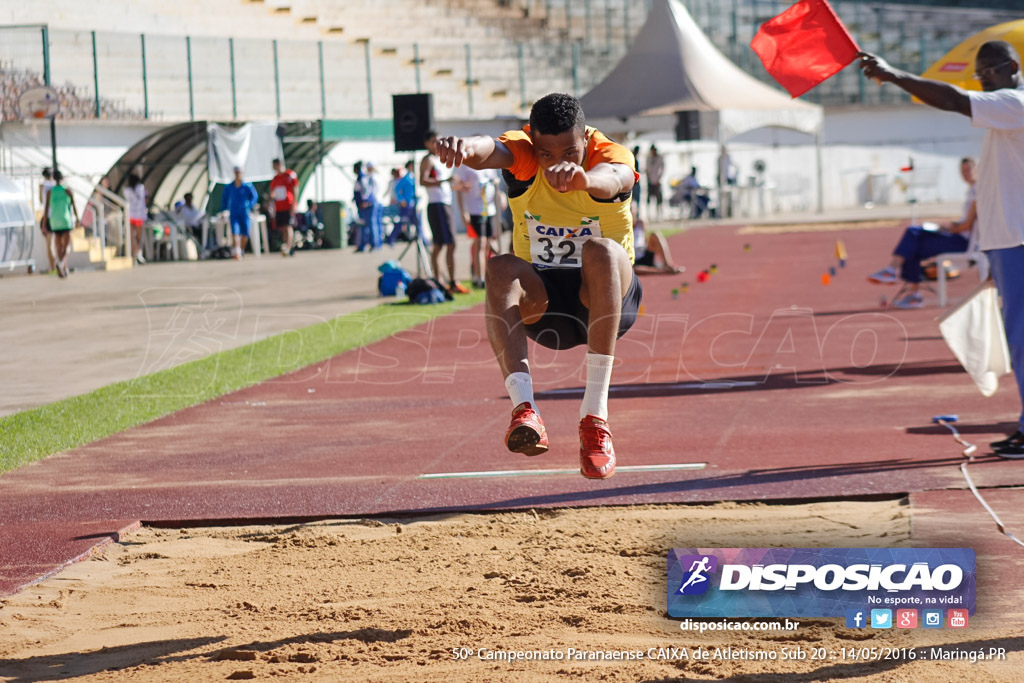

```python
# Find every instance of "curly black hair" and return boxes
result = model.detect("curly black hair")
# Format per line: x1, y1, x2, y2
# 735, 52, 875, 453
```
529, 93, 585, 136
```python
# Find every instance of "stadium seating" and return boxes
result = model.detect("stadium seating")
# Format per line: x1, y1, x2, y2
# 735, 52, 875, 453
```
0, 0, 1020, 122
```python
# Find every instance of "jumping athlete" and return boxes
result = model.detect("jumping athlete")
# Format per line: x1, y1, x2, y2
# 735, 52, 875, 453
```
435, 93, 641, 479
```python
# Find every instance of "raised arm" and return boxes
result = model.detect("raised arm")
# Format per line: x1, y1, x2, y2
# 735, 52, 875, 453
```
859, 52, 971, 117
435, 135, 515, 170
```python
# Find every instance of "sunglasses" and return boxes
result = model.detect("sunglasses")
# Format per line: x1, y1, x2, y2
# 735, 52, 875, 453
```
973, 60, 1014, 81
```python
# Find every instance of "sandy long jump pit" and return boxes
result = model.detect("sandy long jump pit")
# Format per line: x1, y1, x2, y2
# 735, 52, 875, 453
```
1, 499, 1021, 682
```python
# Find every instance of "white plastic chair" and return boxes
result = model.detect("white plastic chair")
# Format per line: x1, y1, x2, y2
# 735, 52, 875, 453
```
934, 229, 989, 307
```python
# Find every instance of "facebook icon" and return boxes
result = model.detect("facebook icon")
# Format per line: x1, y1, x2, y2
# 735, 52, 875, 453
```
845, 609, 866, 629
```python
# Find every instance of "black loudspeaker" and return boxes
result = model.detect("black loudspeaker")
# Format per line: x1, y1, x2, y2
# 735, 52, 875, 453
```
674, 110, 701, 141
392, 94, 434, 152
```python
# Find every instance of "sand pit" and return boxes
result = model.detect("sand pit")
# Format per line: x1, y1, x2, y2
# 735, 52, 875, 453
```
1, 499, 1019, 681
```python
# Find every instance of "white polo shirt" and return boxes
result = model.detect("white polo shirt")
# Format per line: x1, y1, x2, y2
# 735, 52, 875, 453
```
969, 87, 1024, 250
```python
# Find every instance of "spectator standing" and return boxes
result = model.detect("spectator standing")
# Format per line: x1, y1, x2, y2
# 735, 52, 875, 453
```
38, 167, 56, 273
366, 162, 384, 249
421, 131, 467, 293
717, 146, 738, 218
123, 173, 148, 264
43, 170, 78, 278
352, 161, 381, 252
270, 158, 299, 257
861, 42, 1024, 458
387, 160, 418, 246
454, 163, 503, 289
645, 145, 665, 222
221, 166, 259, 260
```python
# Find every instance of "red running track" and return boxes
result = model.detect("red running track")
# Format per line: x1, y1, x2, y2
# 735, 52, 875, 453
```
2, 222, 1023, 596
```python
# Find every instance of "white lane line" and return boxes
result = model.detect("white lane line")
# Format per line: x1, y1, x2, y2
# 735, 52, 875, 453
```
418, 463, 707, 480
540, 381, 759, 396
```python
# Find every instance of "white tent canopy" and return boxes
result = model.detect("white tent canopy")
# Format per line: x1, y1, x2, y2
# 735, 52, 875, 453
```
579, 0, 823, 141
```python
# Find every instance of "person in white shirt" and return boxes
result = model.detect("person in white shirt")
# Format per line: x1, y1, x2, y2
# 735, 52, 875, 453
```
454, 164, 504, 288
175, 192, 207, 246
861, 41, 1024, 458
422, 130, 467, 293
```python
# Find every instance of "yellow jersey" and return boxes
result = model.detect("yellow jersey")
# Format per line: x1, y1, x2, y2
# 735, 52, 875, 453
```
497, 126, 638, 267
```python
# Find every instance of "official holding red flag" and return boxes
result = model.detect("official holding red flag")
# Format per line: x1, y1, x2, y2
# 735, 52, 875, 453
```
750, 0, 860, 98
860, 42, 1024, 460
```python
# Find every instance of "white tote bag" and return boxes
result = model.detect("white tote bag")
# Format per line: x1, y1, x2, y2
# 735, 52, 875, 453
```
938, 281, 1012, 397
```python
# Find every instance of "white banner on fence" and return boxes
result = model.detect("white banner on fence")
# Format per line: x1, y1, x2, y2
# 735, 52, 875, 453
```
207, 123, 284, 184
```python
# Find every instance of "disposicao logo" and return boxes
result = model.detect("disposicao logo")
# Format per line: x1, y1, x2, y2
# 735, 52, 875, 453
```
676, 555, 718, 595
667, 548, 975, 619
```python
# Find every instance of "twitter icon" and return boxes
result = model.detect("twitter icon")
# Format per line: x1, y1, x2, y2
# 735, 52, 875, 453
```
871, 609, 892, 629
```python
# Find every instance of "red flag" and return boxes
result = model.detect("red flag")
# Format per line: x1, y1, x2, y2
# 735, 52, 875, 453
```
750, 0, 860, 98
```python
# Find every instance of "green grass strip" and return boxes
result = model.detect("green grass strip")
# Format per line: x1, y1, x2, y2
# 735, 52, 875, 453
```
0, 292, 485, 474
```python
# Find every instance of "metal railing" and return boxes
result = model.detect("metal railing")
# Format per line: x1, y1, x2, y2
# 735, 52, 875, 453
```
0, 2, 1019, 122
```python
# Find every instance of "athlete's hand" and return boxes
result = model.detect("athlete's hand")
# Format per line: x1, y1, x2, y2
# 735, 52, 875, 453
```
858, 52, 897, 84
435, 136, 471, 167
544, 162, 589, 193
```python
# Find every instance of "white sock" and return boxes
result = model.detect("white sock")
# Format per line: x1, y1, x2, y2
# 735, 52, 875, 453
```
505, 372, 536, 412
580, 353, 614, 420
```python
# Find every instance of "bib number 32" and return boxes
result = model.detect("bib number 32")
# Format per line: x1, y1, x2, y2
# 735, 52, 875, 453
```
536, 236, 580, 266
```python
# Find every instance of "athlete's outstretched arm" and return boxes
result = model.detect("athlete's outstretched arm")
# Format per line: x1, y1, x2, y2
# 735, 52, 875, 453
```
436, 135, 514, 170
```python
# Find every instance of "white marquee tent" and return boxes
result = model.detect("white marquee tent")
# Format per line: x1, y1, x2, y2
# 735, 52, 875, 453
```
580, 0, 825, 210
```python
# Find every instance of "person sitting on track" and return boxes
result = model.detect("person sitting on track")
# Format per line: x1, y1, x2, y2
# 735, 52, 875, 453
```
435, 93, 642, 480
632, 216, 683, 275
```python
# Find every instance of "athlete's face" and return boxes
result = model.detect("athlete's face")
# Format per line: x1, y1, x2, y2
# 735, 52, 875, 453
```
531, 128, 586, 170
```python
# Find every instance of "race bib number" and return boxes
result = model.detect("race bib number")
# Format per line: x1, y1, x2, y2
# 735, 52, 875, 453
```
273, 186, 288, 201
527, 216, 602, 268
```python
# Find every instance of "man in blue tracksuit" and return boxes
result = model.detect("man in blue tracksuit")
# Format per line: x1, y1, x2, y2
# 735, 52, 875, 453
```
388, 159, 418, 245
352, 161, 382, 252
221, 166, 259, 259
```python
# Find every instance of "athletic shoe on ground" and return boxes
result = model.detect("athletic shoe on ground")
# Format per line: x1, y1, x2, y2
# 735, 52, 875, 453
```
892, 292, 924, 309
450, 281, 471, 295
579, 415, 616, 479
867, 266, 899, 284
991, 430, 1024, 455
504, 402, 548, 456
135, 254, 146, 265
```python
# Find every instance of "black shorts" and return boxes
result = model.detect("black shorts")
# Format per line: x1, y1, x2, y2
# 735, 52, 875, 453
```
524, 267, 643, 350
427, 203, 455, 245
468, 214, 496, 239
647, 184, 663, 205
274, 210, 294, 229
